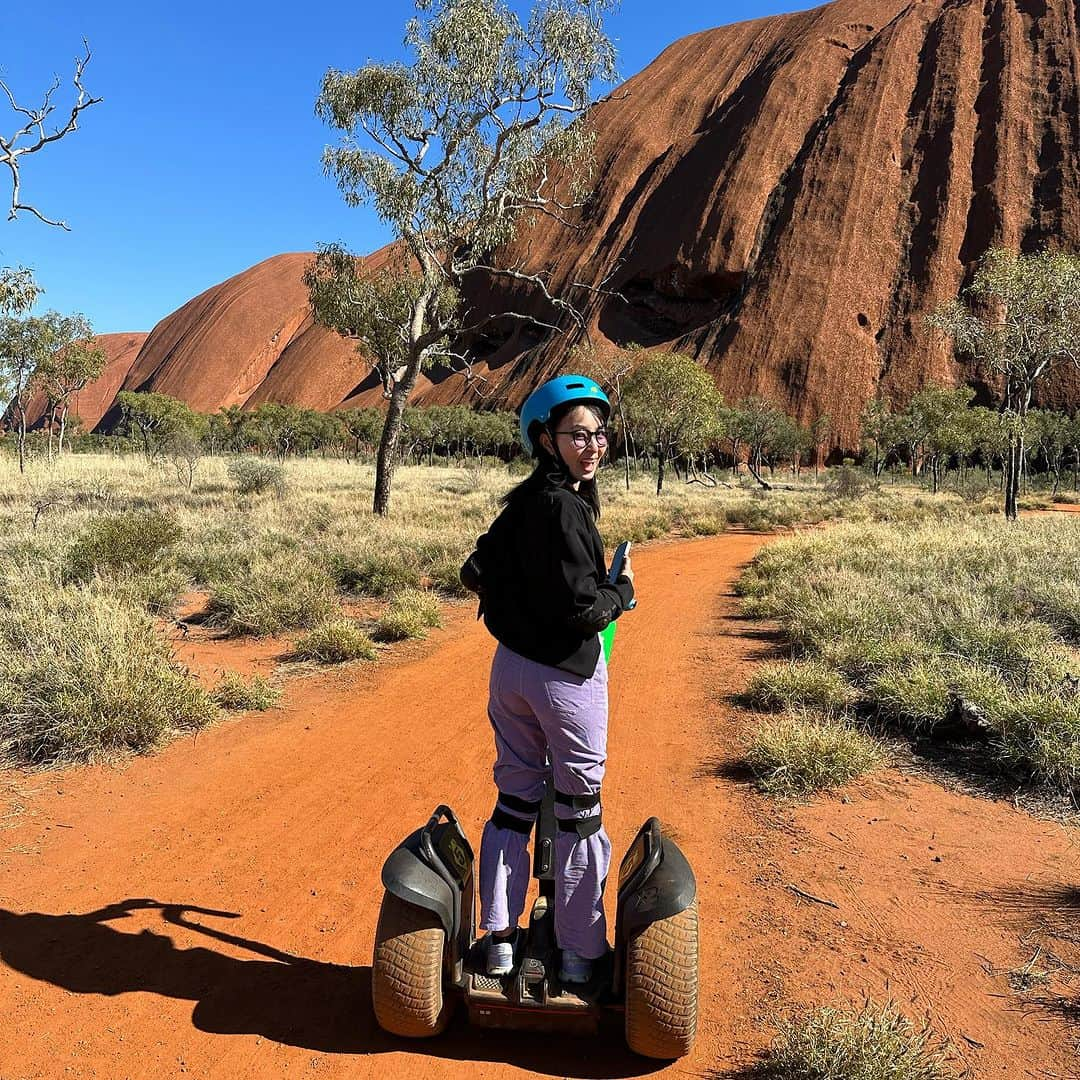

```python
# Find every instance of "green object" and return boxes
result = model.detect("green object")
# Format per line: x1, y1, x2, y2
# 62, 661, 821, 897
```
600, 621, 616, 663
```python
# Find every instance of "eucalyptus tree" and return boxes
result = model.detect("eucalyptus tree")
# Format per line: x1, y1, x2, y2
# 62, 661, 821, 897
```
622, 352, 721, 495
929, 247, 1080, 519
859, 398, 903, 478
0, 307, 88, 471
307, 0, 618, 514
35, 313, 106, 459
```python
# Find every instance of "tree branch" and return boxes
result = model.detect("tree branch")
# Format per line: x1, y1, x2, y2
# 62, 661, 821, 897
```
0, 41, 102, 229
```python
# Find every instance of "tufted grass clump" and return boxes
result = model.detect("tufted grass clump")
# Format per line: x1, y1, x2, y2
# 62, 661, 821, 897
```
0, 585, 216, 766
759, 1000, 956, 1080
324, 546, 423, 597
747, 712, 883, 797
373, 588, 443, 642
748, 660, 858, 715
293, 619, 377, 663
206, 550, 338, 636
738, 516, 1080, 798
210, 671, 281, 711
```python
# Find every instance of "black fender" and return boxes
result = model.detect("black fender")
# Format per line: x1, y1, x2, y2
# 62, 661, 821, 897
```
619, 835, 696, 938
381, 829, 456, 937
613, 818, 697, 991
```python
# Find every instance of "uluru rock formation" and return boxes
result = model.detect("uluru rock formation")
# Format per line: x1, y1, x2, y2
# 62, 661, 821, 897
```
79, 0, 1080, 442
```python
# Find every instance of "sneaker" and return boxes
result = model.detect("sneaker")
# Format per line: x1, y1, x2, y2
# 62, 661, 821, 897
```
486, 934, 515, 976
559, 949, 593, 985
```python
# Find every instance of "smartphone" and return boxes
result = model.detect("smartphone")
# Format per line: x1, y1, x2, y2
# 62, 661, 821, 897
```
609, 540, 637, 609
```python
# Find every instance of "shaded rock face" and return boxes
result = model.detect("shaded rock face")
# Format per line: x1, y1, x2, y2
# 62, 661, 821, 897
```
86, 0, 1080, 440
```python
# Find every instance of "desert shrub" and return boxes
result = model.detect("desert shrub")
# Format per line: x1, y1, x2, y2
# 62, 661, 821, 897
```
373, 588, 443, 642
827, 461, 876, 500
228, 457, 287, 497
760, 1000, 956, 1079
324, 547, 423, 597
747, 712, 883, 797
293, 619, 377, 663
206, 551, 338, 636
0, 585, 216, 766
747, 660, 858, 715
210, 671, 281, 711
67, 509, 181, 581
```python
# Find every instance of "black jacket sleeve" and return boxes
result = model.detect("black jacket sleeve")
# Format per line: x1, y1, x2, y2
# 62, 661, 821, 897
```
544, 494, 634, 635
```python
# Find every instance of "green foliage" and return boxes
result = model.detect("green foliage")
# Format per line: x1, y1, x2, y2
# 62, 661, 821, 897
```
760, 1000, 956, 1079
0, 585, 216, 766
206, 551, 338, 636
227, 457, 288, 497
747, 712, 883, 798
116, 391, 206, 463
67, 510, 181, 581
210, 671, 281, 711
622, 352, 723, 493
293, 619, 377, 663
373, 588, 442, 641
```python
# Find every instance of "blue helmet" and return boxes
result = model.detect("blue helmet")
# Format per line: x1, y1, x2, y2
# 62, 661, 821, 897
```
519, 374, 611, 455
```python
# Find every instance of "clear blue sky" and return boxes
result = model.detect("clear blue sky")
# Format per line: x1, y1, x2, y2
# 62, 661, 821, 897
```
2, 0, 811, 333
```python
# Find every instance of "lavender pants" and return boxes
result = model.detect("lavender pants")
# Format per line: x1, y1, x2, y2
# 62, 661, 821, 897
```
478, 643, 612, 959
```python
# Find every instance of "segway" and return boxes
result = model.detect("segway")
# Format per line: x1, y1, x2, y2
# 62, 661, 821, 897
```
371, 790, 698, 1057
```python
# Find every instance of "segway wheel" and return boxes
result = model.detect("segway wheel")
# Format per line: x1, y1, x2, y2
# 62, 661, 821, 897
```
624, 898, 699, 1059
372, 891, 450, 1038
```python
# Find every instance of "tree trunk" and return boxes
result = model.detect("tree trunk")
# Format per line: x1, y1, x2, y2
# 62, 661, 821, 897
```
16, 404, 27, 473
746, 453, 772, 490
655, 442, 665, 495
373, 367, 420, 516
58, 404, 69, 458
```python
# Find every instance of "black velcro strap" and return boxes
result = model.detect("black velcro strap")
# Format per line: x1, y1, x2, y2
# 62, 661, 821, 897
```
557, 813, 603, 840
554, 789, 601, 811
491, 806, 534, 835
497, 792, 541, 816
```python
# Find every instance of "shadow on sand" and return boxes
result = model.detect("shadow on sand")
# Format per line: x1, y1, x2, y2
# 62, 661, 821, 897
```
0, 899, 662, 1077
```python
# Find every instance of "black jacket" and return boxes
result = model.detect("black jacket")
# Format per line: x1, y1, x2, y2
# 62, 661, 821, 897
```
461, 481, 634, 677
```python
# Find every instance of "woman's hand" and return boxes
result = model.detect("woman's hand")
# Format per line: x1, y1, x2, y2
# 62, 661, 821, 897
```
620, 554, 634, 586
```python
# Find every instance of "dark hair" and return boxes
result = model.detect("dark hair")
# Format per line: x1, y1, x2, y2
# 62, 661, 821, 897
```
502, 400, 606, 520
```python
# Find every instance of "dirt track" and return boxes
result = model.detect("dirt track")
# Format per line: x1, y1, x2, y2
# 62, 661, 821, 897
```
1, 532, 1078, 1079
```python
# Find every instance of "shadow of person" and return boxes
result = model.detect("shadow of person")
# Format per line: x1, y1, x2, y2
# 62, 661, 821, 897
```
0, 900, 662, 1077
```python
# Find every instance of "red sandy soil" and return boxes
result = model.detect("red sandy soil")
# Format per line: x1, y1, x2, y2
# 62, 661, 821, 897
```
1, 533, 1077, 1079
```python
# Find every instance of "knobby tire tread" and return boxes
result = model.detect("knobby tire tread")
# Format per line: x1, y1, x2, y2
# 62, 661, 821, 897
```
625, 898, 699, 1059
371, 892, 450, 1038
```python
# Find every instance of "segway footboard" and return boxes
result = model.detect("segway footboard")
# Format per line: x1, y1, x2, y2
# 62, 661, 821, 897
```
614, 818, 699, 1060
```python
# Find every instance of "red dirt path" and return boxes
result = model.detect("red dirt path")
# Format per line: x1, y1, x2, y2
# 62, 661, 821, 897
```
1, 533, 1077, 1079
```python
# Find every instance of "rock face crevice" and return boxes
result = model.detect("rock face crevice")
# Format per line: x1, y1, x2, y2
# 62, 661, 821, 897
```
52, 0, 1080, 442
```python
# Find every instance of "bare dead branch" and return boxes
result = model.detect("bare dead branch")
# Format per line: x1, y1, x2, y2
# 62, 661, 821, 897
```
0, 41, 102, 229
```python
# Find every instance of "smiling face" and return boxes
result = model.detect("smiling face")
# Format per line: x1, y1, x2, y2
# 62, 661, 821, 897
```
541, 403, 608, 486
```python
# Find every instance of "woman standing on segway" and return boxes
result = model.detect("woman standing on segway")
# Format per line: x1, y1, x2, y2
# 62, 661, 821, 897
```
460, 375, 635, 985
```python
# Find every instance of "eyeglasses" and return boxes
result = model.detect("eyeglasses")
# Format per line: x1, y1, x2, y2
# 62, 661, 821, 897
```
555, 428, 609, 450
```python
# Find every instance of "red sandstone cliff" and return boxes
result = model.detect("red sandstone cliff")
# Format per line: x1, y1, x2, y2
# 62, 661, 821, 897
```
82, 0, 1080, 440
